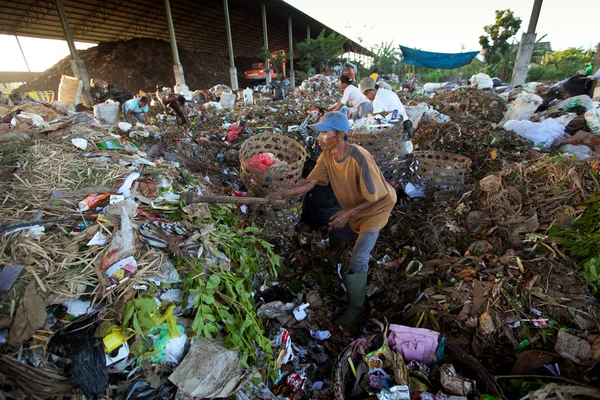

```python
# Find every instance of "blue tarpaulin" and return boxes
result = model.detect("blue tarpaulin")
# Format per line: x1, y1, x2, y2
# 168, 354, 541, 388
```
399, 45, 479, 69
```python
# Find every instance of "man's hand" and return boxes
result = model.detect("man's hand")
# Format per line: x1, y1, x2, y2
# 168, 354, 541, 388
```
329, 209, 353, 229
267, 190, 286, 201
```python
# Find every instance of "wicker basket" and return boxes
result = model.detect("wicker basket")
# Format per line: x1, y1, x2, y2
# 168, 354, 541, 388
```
0, 354, 74, 398
411, 151, 472, 189
332, 334, 382, 400
240, 132, 307, 230
348, 123, 411, 187
240, 132, 307, 196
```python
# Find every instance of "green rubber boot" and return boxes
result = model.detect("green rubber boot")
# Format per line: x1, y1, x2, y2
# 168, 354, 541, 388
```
334, 273, 367, 326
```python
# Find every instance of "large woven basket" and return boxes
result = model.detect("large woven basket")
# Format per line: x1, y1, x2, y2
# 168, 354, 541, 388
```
348, 123, 411, 188
240, 132, 307, 230
239, 132, 307, 196
332, 334, 382, 400
411, 151, 472, 189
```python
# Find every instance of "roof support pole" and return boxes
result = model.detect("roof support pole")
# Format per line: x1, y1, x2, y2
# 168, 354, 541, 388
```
307, 24, 310, 40
14, 36, 31, 72
262, 2, 271, 86
164, 0, 186, 88
288, 16, 295, 86
223, 0, 238, 90
55, 0, 92, 107
511, 0, 543, 87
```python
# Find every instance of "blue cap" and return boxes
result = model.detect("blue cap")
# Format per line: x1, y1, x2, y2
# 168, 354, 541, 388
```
309, 111, 350, 134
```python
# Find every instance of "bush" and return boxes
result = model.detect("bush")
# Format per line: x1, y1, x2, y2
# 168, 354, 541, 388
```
527, 65, 565, 82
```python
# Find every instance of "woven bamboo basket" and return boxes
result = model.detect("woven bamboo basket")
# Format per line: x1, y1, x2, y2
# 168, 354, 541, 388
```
332, 334, 382, 400
240, 132, 307, 196
0, 354, 74, 398
411, 151, 472, 189
348, 123, 411, 187
331, 334, 506, 400
240, 132, 307, 229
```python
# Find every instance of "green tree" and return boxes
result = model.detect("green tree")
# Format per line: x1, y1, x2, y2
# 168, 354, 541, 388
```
371, 40, 400, 74
479, 9, 522, 65
296, 29, 347, 74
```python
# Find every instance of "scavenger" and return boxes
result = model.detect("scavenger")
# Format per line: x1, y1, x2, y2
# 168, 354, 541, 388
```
328, 75, 373, 119
268, 112, 396, 326
162, 94, 189, 125
122, 96, 149, 125
360, 77, 412, 133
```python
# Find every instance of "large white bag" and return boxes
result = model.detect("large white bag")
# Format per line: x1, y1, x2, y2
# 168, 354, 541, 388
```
58, 74, 83, 105
585, 102, 600, 134
504, 118, 565, 148
499, 92, 543, 128
470, 73, 494, 90
93, 101, 120, 125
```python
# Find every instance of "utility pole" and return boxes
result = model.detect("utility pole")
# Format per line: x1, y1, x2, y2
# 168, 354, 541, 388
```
510, 0, 543, 87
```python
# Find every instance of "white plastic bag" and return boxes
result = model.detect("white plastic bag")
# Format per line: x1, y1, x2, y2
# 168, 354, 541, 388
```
559, 144, 595, 159
94, 101, 121, 125
557, 95, 593, 112
243, 88, 254, 105
585, 102, 600, 134
470, 73, 494, 90
499, 92, 543, 128
504, 118, 565, 148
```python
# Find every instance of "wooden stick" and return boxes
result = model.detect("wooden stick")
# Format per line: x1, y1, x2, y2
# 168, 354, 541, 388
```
182, 192, 288, 207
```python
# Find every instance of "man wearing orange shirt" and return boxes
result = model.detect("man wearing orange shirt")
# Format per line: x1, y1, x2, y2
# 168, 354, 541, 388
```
269, 112, 396, 325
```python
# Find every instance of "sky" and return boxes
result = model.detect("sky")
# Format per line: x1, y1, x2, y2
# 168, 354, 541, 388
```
1, 0, 598, 72
285, 0, 599, 53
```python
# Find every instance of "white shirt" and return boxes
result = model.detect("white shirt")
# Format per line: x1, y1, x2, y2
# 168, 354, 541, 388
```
372, 88, 409, 121
341, 84, 369, 108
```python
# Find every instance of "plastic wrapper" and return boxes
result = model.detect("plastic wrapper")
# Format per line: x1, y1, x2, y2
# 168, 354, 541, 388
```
100, 205, 139, 287
440, 364, 473, 396
169, 337, 252, 398
377, 385, 410, 400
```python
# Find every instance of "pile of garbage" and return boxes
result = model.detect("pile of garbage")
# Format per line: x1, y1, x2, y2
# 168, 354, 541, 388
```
1, 68, 600, 400
17, 38, 253, 93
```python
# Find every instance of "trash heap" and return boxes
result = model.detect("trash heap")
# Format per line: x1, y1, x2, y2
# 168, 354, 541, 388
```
1, 69, 600, 400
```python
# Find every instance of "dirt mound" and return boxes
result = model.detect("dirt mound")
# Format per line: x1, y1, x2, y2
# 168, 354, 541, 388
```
18, 38, 257, 93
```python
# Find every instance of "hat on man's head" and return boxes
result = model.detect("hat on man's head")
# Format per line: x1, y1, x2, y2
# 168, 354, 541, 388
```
359, 77, 376, 93
309, 111, 350, 134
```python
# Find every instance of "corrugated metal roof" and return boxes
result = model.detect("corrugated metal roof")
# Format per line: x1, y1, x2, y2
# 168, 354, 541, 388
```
0, 0, 368, 58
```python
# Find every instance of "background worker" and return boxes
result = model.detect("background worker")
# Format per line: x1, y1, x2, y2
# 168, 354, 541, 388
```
345, 61, 357, 82
162, 94, 188, 125
328, 76, 372, 119
360, 77, 412, 134
268, 112, 396, 326
122, 96, 149, 124
370, 68, 381, 83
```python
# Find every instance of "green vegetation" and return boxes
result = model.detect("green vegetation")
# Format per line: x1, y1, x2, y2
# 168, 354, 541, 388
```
296, 29, 348, 74
528, 47, 596, 81
123, 205, 280, 373
549, 197, 600, 293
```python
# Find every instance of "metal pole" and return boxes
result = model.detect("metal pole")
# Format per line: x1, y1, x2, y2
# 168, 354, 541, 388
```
527, 0, 543, 33
262, 2, 271, 86
56, 0, 79, 59
14, 36, 31, 72
164, 0, 186, 87
307, 24, 310, 40
55, 0, 93, 107
288, 16, 294, 86
223, 0, 238, 90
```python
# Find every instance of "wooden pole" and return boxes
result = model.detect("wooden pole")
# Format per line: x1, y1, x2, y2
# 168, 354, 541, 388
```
182, 193, 287, 207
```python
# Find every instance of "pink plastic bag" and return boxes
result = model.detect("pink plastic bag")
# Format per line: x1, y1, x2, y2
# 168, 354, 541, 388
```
387, 324, 439, 365
248, 153, 275, 173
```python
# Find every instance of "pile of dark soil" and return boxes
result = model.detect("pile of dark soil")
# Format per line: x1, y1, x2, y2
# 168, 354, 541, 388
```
18, 38, 258, 93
